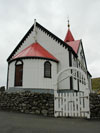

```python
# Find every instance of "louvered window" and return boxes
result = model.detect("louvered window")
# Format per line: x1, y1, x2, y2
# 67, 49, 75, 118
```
44, 61, 51, 78
15, 60, 23, 86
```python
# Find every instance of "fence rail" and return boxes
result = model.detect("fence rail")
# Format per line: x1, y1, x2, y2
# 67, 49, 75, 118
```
54, 91, 90, 119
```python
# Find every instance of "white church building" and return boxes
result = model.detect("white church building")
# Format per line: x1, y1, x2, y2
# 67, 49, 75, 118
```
6, 20, 92, 93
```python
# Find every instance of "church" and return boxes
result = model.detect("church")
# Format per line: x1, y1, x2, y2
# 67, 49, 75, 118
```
6, 19, 92, 93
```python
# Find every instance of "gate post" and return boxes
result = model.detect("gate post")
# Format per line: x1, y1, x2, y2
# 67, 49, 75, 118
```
54, 75, 58, 117
54, 89, 58, 117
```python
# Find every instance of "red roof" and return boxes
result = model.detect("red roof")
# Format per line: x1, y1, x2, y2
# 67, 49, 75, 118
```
67, 40, 80, 54
64, 29, 74, 42
64, 27, 80, 54
12, 42, 58, 62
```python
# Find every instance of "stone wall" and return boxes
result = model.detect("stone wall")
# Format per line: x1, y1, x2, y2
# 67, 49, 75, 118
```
0, 91, 54, 116
90, 93, 100, 118
0, 91, 100, 119
0, 86, 5, 92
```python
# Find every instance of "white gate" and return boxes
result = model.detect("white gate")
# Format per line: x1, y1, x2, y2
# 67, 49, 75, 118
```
54, 91, 90, 119
54, 67, 90, 119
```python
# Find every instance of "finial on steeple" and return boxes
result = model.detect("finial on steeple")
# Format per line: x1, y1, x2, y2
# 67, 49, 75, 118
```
67, 19, 70, 28
67, 16, 70, 28
64, 18, 74, 42
34, 19, 37, 42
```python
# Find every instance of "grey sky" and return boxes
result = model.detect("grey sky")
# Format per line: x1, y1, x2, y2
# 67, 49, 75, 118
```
0, 0, 100, 86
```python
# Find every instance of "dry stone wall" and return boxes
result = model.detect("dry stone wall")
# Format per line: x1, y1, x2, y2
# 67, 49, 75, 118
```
0, 86, 5, 92
90, 93, 100, 118
0, 91, 54, 116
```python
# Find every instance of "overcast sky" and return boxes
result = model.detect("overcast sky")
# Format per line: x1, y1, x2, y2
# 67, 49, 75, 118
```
0, 0, 100, 87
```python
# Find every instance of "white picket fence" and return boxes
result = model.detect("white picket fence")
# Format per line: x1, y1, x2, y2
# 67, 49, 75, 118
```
54, 91, 90, 119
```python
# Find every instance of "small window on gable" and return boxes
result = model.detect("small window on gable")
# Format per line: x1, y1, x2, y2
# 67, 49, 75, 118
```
44, 61, 51, 78
15, 60, 23, 86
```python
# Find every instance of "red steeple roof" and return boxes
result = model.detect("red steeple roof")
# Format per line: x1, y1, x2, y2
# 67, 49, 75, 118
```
64, 22, 80, 53
12, 42, 58, 62
64, 28, 74, 42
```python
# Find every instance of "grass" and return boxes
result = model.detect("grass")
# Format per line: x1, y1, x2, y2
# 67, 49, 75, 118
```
92, 77, 100, 91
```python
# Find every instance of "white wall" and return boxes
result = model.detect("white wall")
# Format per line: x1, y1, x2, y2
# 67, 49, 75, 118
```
37, 28, 70, 89
71, 53, 90, 92
10, 23, 92, 92
23, 59, 57, 89
77, 43, 87, 69
87, 74, 92, 92
77, 43, 92, 92
14, 27, 70, 72
72, 54, 78, 91
13, 26, 70, 90
8, 62, 15, 88
13, 30, 35, 57
8, 59, 58, 90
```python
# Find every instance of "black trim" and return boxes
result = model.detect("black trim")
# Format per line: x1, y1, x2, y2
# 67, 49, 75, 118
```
7, 22, 77, 62
87, 70, 92, 77
9, 56, 59, 64
15, 60, 23, 66
69, 50, 73, 90
7, 24, 34, 62
77, 61, 80, 91
70, 77, 73, 90
36, 23, 77, 55
77, 72, 79, 91
6, 64, 9, 90
69, 50, 72, 66
44, 61, 52, 78
79, 40, 87, 70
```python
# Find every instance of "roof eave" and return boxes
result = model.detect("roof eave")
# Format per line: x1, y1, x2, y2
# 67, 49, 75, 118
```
8, 56, 59, 64
87, 70, 92, 77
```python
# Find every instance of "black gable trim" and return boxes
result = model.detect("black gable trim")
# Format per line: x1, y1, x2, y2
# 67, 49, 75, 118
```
87, 71, 92, 77
36, 22, 77, 57
7, 22, 77, 62
80, 40, 87, 70
7, 24, 34, 61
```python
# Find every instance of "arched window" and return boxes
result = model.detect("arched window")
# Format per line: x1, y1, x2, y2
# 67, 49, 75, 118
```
44, 61, 51, 78
15, 60, 23, 86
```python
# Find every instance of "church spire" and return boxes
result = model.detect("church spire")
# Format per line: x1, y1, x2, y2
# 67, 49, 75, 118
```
64, 19, 74, 42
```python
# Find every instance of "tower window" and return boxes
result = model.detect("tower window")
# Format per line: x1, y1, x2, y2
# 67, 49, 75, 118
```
44, 61, 51, 78
15, 60, 23, 86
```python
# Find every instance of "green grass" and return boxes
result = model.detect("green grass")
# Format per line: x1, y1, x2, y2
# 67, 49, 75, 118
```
92, 77, 100, 90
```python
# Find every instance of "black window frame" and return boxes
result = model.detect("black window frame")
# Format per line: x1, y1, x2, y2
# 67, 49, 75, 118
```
44, 61, 51, 78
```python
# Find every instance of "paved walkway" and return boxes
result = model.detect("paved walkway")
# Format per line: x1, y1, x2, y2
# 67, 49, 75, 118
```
0, 111, 100, 133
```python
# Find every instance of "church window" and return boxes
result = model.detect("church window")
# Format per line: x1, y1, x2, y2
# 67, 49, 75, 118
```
15, 60, 23, 86
44, 61, 51, 78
